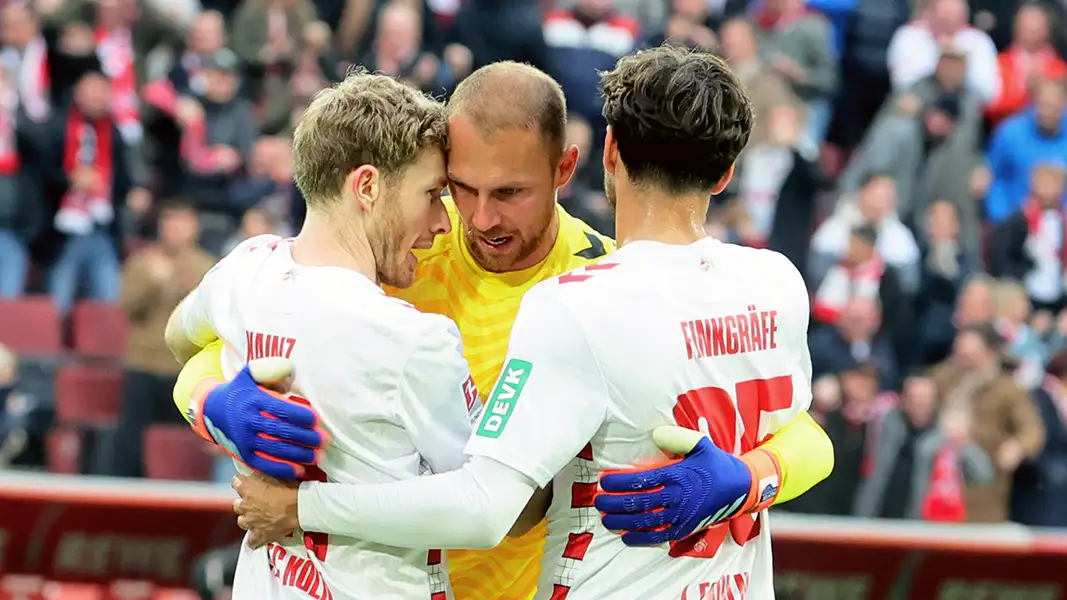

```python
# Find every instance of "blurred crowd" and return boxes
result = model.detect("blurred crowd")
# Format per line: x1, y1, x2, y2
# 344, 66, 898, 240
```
0, 0, 1066, 533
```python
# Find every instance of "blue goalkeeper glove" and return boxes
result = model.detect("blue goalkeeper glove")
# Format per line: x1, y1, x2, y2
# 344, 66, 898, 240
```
191, 358, 327, 481
594, 426, 780, 546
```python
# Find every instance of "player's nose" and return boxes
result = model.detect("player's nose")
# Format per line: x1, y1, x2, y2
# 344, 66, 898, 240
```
470, 196, 502, 232
429, 198, 451, 235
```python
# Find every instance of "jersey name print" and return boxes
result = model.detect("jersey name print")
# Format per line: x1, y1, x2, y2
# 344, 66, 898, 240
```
465, 238, 813, 599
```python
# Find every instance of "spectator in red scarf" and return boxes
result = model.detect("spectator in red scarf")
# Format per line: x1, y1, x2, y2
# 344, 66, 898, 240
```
855, 370, 994, 520
42, 70, 144, 313
932, 323, 1045, 522
989, 162, 1067, 313
985, 3, 1067, 125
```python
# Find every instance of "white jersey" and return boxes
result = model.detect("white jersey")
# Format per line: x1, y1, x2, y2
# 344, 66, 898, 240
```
179, 235, 481, 600
465, 238, 812, 600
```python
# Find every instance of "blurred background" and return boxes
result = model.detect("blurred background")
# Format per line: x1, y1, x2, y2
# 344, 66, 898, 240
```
1, 0, 1067, 597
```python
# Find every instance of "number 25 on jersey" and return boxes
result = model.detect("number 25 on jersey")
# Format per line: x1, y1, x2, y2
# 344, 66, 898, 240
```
670, 376, 792, 559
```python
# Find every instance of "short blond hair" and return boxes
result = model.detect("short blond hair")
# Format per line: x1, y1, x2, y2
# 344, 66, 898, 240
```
293, 70, 448, 205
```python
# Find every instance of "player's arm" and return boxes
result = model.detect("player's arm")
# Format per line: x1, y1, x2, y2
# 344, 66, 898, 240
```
596, 253, 830, 544
164, 289, 218, 365
759, 410, 833, 504
173, 342, 326, 480
285, 288, 608, 549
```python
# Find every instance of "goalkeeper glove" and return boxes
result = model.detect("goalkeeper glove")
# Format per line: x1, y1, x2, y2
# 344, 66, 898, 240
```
189, 358, 327, 480
594, 426, 781, 546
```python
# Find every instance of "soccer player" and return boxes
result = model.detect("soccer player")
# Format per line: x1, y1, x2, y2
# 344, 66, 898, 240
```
163, 72, 491, 598
176, 62, 833, 599
228, 48, 815, 599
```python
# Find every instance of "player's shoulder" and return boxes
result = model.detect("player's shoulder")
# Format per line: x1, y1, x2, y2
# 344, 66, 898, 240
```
311, 275, 463, 358
554, 205, 617, 270
205, 234, 284, 275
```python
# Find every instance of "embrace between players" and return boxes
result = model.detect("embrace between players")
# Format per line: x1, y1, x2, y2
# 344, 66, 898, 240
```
164, 48, 834, 600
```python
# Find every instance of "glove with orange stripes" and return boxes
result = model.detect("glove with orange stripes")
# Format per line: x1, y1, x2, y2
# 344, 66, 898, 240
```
189, 358, 327, 480
594, 426, 781, 546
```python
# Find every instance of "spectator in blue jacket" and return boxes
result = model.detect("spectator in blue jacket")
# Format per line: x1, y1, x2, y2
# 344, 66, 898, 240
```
985, 77, 1067, 223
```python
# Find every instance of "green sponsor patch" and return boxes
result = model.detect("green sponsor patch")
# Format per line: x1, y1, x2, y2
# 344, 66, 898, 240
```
475, 359, 533, 438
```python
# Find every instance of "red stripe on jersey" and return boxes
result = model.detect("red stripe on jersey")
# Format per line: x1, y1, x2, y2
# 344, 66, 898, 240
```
578, 443, 593, 461
571, 482, 596, 508
562, 532, 593, 560
427, 549, 441, 565
430, 593, 446, 600
550, 584, 572, 600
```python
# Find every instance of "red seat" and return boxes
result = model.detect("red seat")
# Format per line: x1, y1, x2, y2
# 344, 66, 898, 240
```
54, 364, 123, 425
41, 583, 103, 600
0, 574, 45, 600
0, 297, 61, 355
144, 425, 214, 481
153, 590, 199, 600
106, 581, 154, 600
44, 427, 83, 474
71, 301, 129, 360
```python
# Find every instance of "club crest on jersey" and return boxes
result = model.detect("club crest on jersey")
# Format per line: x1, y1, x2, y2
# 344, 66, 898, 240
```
476, 359, 532, 438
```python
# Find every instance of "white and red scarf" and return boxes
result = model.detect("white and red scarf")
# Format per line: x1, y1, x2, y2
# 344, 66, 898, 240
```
1022, 198, 1067, 302
54, 108, 114, 235
95, 27, 140, 143
0, 36, 51, 123
812, 255, 885, 324
0, 83, 19, 175
920, 441, 966, 522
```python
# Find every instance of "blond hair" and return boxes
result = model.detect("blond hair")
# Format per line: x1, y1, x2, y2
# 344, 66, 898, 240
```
292, 70, 448, 205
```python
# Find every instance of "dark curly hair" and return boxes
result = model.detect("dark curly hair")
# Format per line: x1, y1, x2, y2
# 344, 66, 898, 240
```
600, 45, 753, 193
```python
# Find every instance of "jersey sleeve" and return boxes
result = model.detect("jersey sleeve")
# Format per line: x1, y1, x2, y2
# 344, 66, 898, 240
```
763, 253, 813, 436
464, 285, 609, 487
396, 316, 481, 474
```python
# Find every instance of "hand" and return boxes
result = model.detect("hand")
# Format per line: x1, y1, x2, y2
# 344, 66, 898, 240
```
1055, 310, 1067, 335
71, 166, 98, 191
940, 409, 971, 445
233, 472, 300, 548
443, 44, 473, 78
996, 439, 1025, 471
969, 166, 991, 198
896, 93, 922, 117
812, 375, 842, 412
974, 10, 996, 32
146, 251, 174, 283
175, 97, 204, 128
1031, 310, 1054, 335
59, 23, 95, 55
213, 146, 243, 173
411, 53, 439, 86
127, 187, 152, 215
303, 21, 331, 53
594, 426, 757, 546
191, 358, 328, 480
767, 105, 800, 147
771, 55, 803, 80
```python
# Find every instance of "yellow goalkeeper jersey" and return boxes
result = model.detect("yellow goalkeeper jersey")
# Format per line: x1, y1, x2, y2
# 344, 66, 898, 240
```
386, 198, 614, 600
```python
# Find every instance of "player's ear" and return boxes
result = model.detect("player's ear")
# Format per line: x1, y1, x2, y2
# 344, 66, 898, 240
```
710, 164, 735, 196
555, 144, 580, 191
347, 165, 381, 212
602, 127, 618, 175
